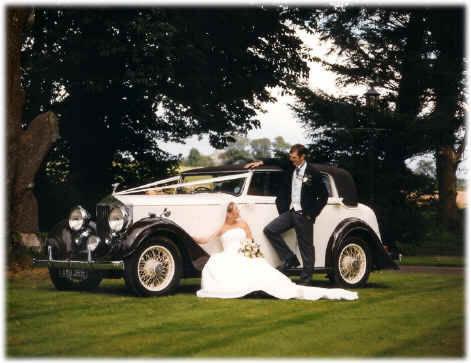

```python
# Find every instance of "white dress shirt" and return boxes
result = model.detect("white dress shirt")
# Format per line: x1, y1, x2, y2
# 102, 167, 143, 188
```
290, 161, 307, 212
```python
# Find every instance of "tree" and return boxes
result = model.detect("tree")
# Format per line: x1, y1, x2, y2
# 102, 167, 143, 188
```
427, 8, 465, 229
250, 138, 272, 159
7, 8, 59, 247
20, 7, 309, 230
187, 148, 202, 167
219, 135, 252, 164
272, 136, 291, 157
185, 148, 214, 167
294, 7, 465, 233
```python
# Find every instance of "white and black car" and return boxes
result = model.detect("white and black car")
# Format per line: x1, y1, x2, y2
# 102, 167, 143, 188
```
33, 164, 399, 296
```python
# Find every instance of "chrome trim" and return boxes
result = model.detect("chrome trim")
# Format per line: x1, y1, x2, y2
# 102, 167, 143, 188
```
32, 258, 125, 271
160, 208, 171, 218
48, 246, 53, 261
96, 204, 111, 239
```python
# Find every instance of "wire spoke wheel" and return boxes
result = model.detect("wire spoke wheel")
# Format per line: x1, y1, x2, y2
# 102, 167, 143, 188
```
137, 245, 175, 292
338, 242, 367, 285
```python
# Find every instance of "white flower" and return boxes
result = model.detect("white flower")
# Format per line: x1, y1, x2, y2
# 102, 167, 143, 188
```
238, 238, 263, 258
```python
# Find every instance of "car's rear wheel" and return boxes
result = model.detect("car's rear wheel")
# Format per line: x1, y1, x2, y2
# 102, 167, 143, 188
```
124, 236, 182, 297
333, 236, 371, 288
48, 268, 103, 291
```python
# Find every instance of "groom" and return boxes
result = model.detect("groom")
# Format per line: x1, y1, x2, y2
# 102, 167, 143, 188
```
245, 144, 328, 286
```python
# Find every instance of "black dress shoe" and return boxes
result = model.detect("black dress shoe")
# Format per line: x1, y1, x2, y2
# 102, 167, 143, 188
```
298, 277, 313, 286
278, 255, 300, 272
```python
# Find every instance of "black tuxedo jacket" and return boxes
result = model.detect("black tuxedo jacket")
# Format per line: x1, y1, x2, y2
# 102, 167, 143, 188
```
262, 158, 329, 220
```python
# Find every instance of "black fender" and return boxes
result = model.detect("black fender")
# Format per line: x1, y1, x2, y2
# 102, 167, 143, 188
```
45, 219, 99, 259
120, 217, 209, 277
45, 219, 72, 258
325, 218, 399, 270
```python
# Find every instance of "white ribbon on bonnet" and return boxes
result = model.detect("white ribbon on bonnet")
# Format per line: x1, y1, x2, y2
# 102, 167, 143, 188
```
113, 172, 251, 196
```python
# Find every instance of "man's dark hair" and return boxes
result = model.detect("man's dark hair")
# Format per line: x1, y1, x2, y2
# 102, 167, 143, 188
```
289, 144, 308, 157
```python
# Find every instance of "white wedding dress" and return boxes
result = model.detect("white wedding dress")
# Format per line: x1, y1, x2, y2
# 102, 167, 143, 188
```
196, 227, 358, 301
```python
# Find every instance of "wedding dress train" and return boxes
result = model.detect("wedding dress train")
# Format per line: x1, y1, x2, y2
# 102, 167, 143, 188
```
196, 227, 358, 301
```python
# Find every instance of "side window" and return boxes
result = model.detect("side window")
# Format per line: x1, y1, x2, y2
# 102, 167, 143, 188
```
248, 172, 282, 196
266, 172, 283, 196
321, 173, 333, 197
249, 171, 332, 197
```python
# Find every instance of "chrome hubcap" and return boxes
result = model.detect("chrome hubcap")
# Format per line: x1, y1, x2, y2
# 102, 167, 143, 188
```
338, 243, 367, 285
137, 245, 175, 291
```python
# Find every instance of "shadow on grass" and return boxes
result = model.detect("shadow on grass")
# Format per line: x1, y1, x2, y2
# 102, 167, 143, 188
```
178, 284, 203, 294
40, 282, 136, 297
363, 282, 392, 289
92, 285, 135, 296
37, 276, 393, 298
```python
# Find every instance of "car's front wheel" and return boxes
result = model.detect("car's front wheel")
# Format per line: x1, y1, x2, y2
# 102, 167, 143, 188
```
124, 236, 182, 297
48, 268, 103, 291
332, 236, 371, 288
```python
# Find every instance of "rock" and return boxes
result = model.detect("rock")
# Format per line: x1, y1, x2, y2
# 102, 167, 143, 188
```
19, 232, 41, 251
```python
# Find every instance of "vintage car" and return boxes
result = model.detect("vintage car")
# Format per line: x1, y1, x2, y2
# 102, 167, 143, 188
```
33, 163, 398, 296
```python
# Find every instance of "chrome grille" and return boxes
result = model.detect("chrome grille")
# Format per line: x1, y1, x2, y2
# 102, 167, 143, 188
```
96, 204, 111, 239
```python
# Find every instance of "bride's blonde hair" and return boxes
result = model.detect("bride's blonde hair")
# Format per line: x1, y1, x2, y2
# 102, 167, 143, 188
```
225, 201, 237, 222
226, 201, 236, 213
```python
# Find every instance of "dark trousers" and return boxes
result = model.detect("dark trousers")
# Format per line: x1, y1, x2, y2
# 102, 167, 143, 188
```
263, 210, 314, 279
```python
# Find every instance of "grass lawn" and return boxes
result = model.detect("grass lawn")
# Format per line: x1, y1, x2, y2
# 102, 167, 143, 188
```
399, 255, 464, 267
7, 268, 464, 358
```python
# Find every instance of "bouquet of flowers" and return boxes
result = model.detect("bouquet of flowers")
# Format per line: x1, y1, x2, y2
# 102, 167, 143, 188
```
238, 238, 264, 258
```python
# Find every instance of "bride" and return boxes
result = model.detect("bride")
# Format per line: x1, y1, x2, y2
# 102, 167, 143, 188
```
193, 202, 358, 301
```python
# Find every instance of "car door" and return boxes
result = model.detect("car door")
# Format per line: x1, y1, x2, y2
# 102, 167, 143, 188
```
239, 170, 337, 269
312, 173, 342, 268
237, 170, 298, 267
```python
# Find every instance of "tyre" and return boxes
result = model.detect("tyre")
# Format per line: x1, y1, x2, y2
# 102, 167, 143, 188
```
333, 236, 371, 288
48, 268, 103, 291
124, 236, 182, 297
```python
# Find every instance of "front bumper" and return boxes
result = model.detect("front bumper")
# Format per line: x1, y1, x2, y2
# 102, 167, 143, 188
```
32, 258, 125, 271
32, 246, 124, 271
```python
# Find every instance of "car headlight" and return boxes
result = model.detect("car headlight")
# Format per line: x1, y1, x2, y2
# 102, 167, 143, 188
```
86, 235, 101, 251
108, 206, 129, 232
68, 206, 90, 231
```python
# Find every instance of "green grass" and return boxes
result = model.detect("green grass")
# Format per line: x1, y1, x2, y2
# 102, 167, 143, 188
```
7, 268, 464, 358
399, 255, 464, 267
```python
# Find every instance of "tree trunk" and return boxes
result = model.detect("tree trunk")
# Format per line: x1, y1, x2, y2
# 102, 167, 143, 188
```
7, 8, 59, 247
7, 8, 29, 225
435, 146, 460, 229
429, 8, 464, 230
10, 112, 59, 233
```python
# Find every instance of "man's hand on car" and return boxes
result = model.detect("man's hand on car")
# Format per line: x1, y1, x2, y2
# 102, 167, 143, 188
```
244, 160, 264, 169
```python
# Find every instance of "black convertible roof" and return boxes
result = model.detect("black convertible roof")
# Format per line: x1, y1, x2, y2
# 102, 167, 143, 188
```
182, 163, 359, 206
